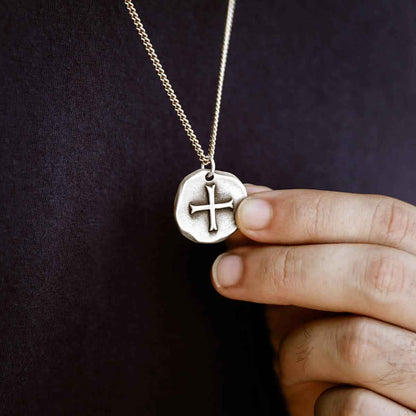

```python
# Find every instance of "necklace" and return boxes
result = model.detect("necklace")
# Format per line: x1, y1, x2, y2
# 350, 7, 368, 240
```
123, 0, 246, 244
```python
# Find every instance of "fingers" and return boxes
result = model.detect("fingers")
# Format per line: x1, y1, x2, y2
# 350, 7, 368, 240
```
279, 316, 416, 410
212, 243, 416, 331
315, 387, 416, 416
235, 189, 416, 255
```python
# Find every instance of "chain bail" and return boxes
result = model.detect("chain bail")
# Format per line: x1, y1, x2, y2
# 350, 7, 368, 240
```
201, 157, 216, 180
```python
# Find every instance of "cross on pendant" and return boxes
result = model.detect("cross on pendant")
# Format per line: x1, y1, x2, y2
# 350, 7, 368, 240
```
189, 184, 234, 232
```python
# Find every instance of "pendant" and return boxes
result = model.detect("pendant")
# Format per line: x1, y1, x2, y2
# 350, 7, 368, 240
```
174, 167, 247, 244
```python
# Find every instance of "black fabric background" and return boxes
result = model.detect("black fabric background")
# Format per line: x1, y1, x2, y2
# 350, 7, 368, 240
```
1, 1, 415, 415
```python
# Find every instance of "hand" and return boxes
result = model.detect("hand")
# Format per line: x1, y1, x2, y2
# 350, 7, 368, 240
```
211, 186, 416, 415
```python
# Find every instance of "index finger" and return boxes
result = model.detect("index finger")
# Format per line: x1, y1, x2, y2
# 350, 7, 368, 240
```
236, 189, 416, 255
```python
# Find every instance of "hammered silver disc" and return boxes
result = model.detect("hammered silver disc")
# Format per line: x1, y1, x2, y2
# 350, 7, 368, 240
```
174, 169, 247, 244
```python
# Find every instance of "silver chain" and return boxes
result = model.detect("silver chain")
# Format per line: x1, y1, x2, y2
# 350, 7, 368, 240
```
123, 0, 236, 166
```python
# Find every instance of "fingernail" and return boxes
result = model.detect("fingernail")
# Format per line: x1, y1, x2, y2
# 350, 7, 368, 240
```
212, 254, 243, 288
238, 198, 273, 230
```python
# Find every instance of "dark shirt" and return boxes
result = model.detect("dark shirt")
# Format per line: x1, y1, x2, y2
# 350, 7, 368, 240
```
1, 1, 415, 415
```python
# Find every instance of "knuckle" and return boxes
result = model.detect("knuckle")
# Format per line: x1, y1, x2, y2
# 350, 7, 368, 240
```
370, 198, 413, 246
309, 193, 331, 237
362, 249, 407, 301
262, 247, 303, 292
336, 317, 375, 368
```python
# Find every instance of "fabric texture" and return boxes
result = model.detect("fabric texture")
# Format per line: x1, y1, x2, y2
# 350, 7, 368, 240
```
1, 1, 415, 415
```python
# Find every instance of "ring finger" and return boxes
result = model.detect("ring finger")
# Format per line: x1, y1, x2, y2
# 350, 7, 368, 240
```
278, 316, 416, 410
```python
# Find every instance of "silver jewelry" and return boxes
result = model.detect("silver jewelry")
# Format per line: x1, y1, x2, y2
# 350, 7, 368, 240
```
123, 0, 246, 243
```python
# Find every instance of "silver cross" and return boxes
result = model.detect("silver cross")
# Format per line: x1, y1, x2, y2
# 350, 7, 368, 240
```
189, 184, 234, 231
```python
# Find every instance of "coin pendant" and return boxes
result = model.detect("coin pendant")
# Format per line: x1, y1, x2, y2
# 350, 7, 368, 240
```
174, 169, 247, 244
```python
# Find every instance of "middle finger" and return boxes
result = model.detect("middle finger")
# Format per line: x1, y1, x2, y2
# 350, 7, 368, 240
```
211, 243, 416, 331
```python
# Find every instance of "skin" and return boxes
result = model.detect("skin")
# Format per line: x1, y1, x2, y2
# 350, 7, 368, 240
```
211, 185, 416, 415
